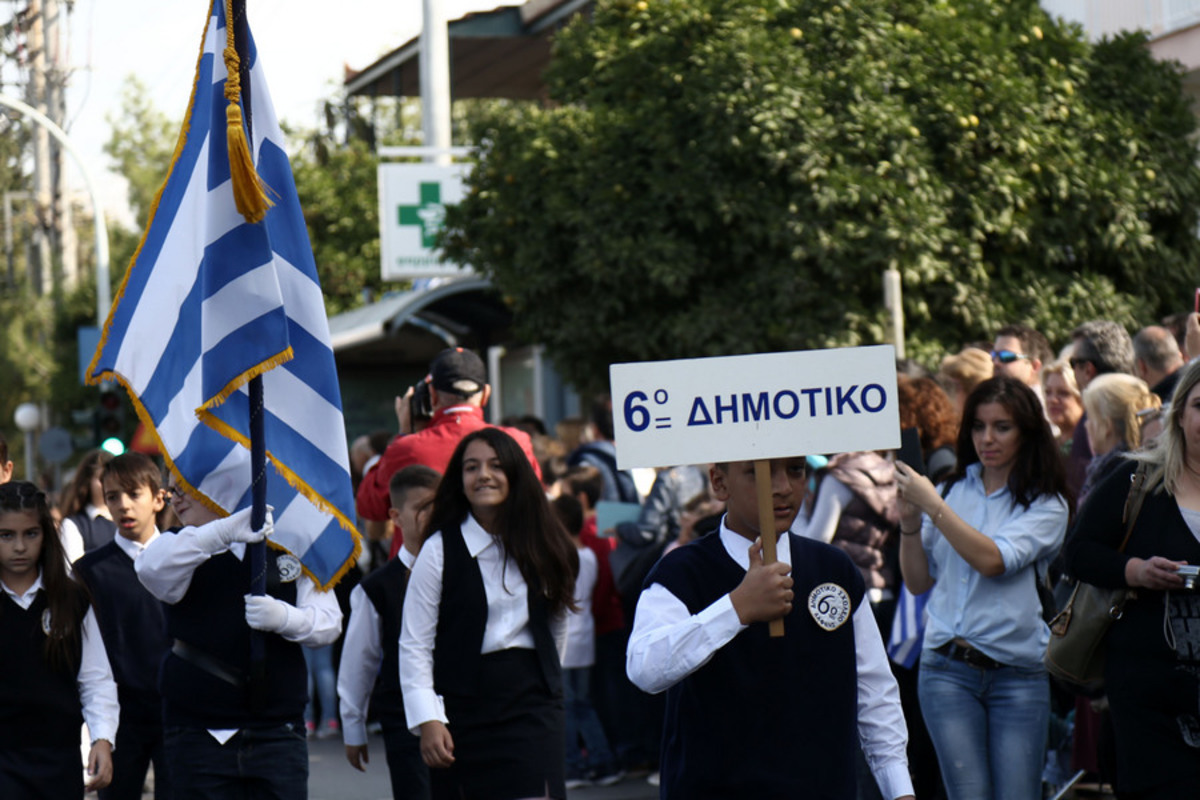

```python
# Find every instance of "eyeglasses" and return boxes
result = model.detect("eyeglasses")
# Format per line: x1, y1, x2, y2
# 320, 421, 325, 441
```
991, 350, 1030, 365
1068, 357, 1092, 369
167, 485, 187, 502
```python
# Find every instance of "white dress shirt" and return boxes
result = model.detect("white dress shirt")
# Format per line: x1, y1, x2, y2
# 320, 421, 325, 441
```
626, 520, 914, 800
135, 524, 342, 646
337, 547, 417, 747
2, 570, 120, 745
399, 513, 568, 734
563, 545, 598, 670
113, 529, 159, 561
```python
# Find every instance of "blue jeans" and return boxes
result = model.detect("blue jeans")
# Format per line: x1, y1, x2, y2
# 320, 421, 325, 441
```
564, 666, 614, 772
918, 648, 1049, 800
303, 644, 337, 726
163, 724, 308, 800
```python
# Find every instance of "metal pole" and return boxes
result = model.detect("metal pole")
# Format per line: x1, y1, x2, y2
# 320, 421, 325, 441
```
23, 430, 34, 482
883, 268, 905, 361
0, 93, 111, 330
420, 0, 453, 165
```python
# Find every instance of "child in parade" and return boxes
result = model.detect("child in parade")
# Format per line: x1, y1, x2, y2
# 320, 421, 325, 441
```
551, 493, 622, 788
400, 427, 579, 800
339, 464, 440, 799
136, 478, 342, 799
59, 449, 118, 556
0, 480, 119, 798
626, 458, 915, 800
74, 453, 172, 800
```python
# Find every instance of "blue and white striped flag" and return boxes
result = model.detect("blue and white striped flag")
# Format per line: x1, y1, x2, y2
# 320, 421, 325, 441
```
887, 582, 930, 669
88, 0, 360, 588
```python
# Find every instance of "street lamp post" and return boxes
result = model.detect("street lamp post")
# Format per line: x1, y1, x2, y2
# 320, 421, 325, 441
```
13, 402, 41, 482
0, 92, 111, 331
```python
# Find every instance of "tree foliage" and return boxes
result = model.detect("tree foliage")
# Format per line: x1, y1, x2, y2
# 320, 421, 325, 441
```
290, 115, 384, 315
441, 0, 1200, 392
103, 77, 179, 230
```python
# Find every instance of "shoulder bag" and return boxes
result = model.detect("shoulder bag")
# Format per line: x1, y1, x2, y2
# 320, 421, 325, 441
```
1044, 462, 1148, 695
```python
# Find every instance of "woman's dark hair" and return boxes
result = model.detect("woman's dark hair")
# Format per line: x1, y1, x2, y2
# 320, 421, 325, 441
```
426, 428, 578, 614
943, 377, 1072, 512
0, 481, 88, 672
59, 449, 114, 519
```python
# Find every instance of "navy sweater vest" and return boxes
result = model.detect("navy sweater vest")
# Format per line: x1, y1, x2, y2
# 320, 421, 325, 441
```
0, 587, 88, 747
360, 557, 411, 726
160, 546, 306, 728
432, 524, 562, 699
648, 533, 864, 799
69, 511, 117, 552
75, 541, 170, 726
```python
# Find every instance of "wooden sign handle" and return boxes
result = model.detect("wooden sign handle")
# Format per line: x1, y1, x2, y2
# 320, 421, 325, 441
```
754, 459, 785, 638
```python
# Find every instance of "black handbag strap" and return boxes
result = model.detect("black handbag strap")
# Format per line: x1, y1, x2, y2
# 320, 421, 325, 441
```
1118, 462, 1152, 554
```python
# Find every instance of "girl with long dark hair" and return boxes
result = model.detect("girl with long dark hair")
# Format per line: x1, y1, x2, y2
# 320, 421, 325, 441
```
59, 449, 117, 556
894, 377, 1071, 800
400, 427, 579, 799
0, 481, 119, 798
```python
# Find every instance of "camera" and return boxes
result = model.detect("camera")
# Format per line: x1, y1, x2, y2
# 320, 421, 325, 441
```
409, 377, 433, 424
1177, 565, 1200, 590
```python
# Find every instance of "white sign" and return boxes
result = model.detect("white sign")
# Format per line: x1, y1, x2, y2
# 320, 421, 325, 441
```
609, 346, 900, 470
378, 163, 473, 280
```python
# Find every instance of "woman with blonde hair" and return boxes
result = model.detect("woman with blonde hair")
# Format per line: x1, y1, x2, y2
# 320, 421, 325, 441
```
1078, 373, 1160, 507
1041, 361, 1084, 455
938, 348, 994, 421
1065, 358, 1200, 797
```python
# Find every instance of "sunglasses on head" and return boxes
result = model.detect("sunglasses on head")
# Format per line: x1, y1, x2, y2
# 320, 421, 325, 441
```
1068, 357, 1092, 369
991, 350, 1029, 365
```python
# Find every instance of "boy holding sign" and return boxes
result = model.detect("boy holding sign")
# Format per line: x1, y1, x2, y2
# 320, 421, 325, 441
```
626, 456, 914, 799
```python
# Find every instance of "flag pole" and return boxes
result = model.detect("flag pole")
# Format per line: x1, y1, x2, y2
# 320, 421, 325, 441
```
227, 0, 267, 599
249, 375, 267, 593
231, 0, 269, 710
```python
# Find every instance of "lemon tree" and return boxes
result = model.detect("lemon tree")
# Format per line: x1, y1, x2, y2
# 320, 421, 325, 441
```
441, 0, 1200, 390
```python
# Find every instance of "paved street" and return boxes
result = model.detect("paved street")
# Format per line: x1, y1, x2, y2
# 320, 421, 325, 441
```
306, 732, 660, 800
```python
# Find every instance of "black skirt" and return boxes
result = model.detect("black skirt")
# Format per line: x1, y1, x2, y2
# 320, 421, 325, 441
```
0, 746, 84, 800
434, 648, 565, 800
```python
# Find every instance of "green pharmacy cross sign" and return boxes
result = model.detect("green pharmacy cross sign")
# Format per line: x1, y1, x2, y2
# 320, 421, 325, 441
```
398, 182, 446, 248
378, 163, 470, 280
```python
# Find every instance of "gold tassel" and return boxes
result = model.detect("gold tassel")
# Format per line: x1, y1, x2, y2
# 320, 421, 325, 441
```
223, 0, 273, 223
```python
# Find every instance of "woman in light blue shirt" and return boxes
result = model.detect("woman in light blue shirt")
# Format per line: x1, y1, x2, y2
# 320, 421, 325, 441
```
895, 376, 1071, 800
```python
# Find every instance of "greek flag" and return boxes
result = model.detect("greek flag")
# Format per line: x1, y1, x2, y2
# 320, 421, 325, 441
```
887, 583, 930, 669
88, 0, 360, 588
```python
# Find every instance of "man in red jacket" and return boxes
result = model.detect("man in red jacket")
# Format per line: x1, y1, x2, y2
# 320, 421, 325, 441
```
355, 347, 540, 559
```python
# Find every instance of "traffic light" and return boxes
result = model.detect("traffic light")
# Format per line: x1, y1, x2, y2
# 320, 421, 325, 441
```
96, 390, 125, 451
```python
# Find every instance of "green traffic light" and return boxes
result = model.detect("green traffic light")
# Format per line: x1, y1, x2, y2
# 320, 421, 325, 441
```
100, 437, 126, 456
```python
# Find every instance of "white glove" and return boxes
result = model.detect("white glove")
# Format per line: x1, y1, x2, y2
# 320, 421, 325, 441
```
244, 594, 296, 634
194, 507, 273, 555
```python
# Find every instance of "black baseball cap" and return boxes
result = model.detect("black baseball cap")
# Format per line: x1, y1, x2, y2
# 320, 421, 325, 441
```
429, 347, 487, 395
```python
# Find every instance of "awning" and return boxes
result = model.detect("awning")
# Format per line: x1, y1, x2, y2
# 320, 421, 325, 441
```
344, 0, 592, 101
328, 277, 516, 369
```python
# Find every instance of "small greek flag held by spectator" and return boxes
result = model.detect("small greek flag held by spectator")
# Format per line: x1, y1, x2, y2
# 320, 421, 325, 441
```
887, 583, 930, 669
88, 0, 359, 588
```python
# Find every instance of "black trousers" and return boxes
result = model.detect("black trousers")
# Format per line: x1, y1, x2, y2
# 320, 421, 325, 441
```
382, 721, 431, 800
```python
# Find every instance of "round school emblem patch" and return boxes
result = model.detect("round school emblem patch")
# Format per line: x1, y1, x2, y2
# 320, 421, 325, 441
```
276, 554, 302, 583
42, 608, 52, 635
808, 583, 851, 631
